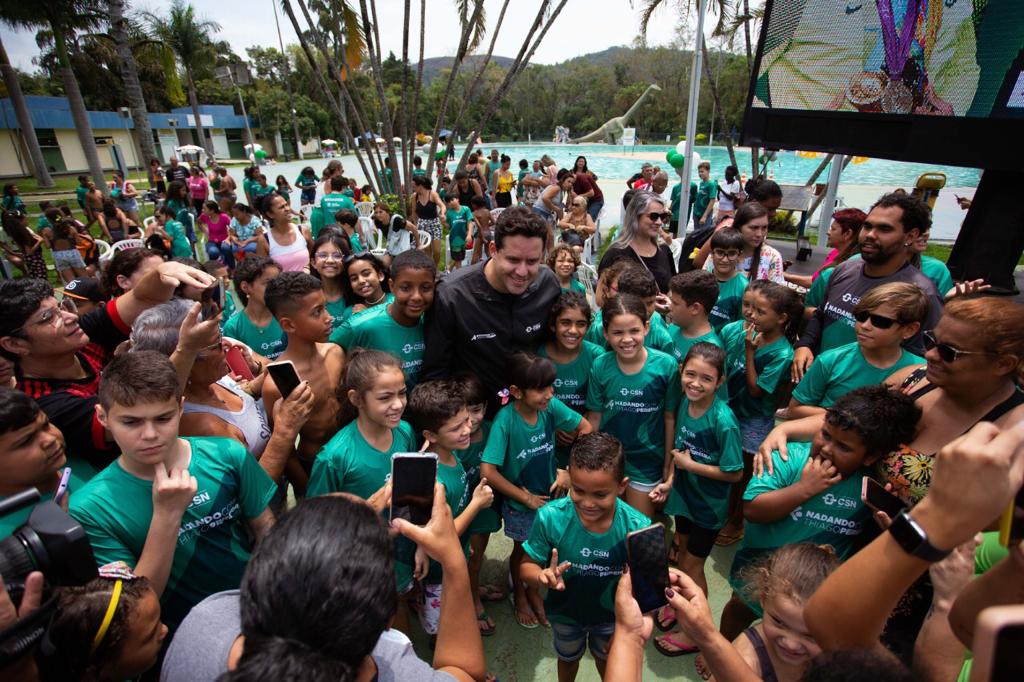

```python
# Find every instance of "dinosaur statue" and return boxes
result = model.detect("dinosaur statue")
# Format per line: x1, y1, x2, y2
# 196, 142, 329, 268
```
571, 83, 662, 144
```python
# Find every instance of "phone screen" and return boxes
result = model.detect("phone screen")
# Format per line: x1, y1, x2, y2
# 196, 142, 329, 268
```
390, 454, 437, 525
626, 524, 669, 614
267, 361, 301, 399
992, 622, 1024, 682
861, 478, 907, 518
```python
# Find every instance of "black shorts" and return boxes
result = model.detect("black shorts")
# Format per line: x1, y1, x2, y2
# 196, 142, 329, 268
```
674, 516, 720, 559
451, 248, 466, 262
496, 191, 513, 208
560, 229, 584, 247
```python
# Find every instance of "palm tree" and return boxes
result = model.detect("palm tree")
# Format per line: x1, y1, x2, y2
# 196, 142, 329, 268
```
108, 0, 157, 166
0, 35, 54, 187
142, 0, 221, 156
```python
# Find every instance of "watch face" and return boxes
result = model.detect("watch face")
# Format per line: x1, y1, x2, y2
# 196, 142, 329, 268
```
888, 511, 923, 551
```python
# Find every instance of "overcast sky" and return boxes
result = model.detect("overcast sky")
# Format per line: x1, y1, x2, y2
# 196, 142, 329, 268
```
2, 0, 685, 72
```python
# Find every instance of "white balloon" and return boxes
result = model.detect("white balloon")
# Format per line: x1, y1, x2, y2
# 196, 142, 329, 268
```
674, 152, 702, 177
675, 140, 689, 155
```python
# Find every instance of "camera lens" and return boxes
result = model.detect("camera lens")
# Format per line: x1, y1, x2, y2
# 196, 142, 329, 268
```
0, 501, 96, 587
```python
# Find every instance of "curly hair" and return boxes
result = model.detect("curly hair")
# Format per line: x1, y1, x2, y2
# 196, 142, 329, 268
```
825, 385, 921, 456
740, 543, 839, 606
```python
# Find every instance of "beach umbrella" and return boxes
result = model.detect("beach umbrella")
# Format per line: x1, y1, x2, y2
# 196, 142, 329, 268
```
176, 144, 204, 153
321, 139, 337, 146
438, 129, 453, 139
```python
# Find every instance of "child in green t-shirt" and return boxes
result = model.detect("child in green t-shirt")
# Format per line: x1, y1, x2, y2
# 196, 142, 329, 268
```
718, 280, 800, 544
522, 432, 651, 681
719, 385, 919, 640
548, 243, 586, 294
707, 227, 749, 331
655, 343, 742, 654
222, 256, 288, 360
691, 161, 717, 230
538, 291, 605, 468
310, 231, 353, 332
667, 270, 723, 363
444, 194, 474, 270
585, 294, 682, 520
154, 205, 192, 259
480, 352, 593, 629
789, 282, 927, 419
321, 175, 356, 218
331, 249, 436, 393
294, 166, 318, 206
69, 352, 276, 630
407, 380, 495, 637
584, 265, 675, 354
334, 208, 365, 253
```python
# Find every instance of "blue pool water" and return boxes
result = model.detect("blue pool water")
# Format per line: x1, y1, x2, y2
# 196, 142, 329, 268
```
453, 143, 982, 188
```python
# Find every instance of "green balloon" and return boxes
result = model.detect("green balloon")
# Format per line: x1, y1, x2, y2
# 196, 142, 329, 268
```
435, 150, 446, 161
668, 152, 685, 169
665, 150, 676, 164
254, 149, 268, 158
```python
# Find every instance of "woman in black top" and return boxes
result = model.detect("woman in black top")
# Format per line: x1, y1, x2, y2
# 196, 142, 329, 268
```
597, 190, 675, 295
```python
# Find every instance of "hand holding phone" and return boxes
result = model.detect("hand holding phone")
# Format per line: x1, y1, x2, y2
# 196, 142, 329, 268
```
54, 467, 72, 504
626, 524, 670, 613
267, 360, 301, 399
861, 478, 907, 518
970, 605, 1024, 682
390, 453, 438, 525
226, 345, 255, 381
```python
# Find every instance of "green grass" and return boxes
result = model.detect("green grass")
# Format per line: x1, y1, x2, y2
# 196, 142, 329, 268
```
11, 174, 153, 197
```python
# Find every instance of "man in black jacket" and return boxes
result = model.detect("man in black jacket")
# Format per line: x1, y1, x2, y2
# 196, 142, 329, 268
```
421, 206, 560, 417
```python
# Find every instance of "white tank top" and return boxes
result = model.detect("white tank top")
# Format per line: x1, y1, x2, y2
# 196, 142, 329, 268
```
266, 225, 309, 272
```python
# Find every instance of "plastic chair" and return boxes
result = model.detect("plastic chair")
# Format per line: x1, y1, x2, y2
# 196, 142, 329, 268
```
355, 201, 374, 218
101, 238, 145, 263
911, 172, 946, 210
93, 239, 112, 262
594, 205, 607, 243
576, 263, 599, 303
417, 231, 432, 251
669, 238, 683, 265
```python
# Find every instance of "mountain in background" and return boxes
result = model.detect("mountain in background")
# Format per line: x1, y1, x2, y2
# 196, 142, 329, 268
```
420, 46, 635, 84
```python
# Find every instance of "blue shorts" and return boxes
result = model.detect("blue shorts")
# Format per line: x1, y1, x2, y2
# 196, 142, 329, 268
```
740, 415, 774, 454
551, 621, 615, 662
502, 500, 536, 542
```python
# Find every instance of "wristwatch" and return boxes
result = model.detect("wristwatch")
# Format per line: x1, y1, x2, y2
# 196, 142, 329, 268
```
888, 510, 951, 562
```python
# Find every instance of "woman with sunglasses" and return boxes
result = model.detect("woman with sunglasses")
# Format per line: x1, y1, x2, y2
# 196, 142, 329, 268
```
597, 190, 676, 295
556, 195, 595, 252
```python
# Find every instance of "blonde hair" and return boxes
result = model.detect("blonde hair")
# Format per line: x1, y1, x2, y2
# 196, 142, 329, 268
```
854, 282, 929, 325
741, 543, 839, 606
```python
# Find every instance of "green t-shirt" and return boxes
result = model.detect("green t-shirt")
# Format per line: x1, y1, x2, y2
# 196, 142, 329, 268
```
692, 179, 717, 221
524, 496, 651, 626
242, 177, 256, 200
454, 422, 501, 536
75, 185, 89, 208
251, 183, 274, 200
561, 279, 587, 295
481, 399, 582, 512
732, 441, 871, 593
329, 304, 425, 392
69, 437, 275, 629
0, 456, 98, 537
37, 215, 51, 231
584, 310, 676, 355
445, 206, 472, 251
667, 325, 723, 365
920, 254, 953, 298
585, 349, 682, 484
321, 193, 356, 219
425, 456, 470, 583
670, 183, 683, 222
307, 420, 417, 500
665, 398, 743, 528
805, 267, 832, 309
538, 340, 606, 467
223, 309, 288, 360
709, 272, 749, 331
792, 342, 923, 408
164, 219, 192, 258
325, 297, 350, 331
720, 320, 794, 420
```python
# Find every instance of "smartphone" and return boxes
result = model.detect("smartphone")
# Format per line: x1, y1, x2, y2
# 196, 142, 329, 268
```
997, 487, 1024, 547
861, 478, 907, 518
390, 452, 438, 526
225, 346, 255, 381
626, 524, 670, 614
970, 605, 1024, 682
267, 360, 301, 399
53, 467, 72, 503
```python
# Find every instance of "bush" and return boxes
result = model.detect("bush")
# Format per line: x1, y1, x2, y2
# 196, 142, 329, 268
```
769, 209, 798, 235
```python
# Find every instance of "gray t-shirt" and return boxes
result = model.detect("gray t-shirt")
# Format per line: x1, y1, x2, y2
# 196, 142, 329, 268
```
160, 590, 456, 682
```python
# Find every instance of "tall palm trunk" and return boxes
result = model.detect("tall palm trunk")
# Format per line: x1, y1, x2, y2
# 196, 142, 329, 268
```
186, 68, 212, 155
701, 41, 737, 169
108, 0, 156, 169
54, 29, 106, 192
0, 36, 53, 187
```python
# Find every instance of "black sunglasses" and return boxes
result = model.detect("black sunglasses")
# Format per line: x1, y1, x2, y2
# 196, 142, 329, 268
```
923, 330, 991, 363
853, 310, 901, 329
343, 251, 372, 265
646, 212, 672, 223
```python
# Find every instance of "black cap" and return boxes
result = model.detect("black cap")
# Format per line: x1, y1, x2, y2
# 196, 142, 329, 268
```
61, 277, 104, 303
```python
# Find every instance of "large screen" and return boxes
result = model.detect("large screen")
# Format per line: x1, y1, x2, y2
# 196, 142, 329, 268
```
743, 0, 1024, 170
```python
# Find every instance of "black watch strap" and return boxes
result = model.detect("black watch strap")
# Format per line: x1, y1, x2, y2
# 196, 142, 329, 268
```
888, 510, 951, 562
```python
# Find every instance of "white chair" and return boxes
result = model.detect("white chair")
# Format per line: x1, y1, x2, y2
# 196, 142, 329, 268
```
93, 239, 112, 263
594, 205, 607, 243
581, 233, 597, 265
668, 238, 683, 265
489, 207, 505, 221
357, 216, 375, 250
355, 201, 374, 218
576, 263, 599, 303
143, 216, 157, 232
416, 231, 432, 251
100, 238, 144, 263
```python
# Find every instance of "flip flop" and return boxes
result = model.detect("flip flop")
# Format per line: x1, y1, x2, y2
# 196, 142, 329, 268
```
714, 528, 744, 546
477, 610, 497, 636
654, 632, 700, 657
509, 594, 539, 629
479, 584, 505, 602
655, 604, 677, 632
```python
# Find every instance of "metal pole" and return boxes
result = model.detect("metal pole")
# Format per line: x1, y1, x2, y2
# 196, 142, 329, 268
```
236, 84, 256, 164
678, 0, 707, 239
272, 0, 303, 161
817, 154, 845, 246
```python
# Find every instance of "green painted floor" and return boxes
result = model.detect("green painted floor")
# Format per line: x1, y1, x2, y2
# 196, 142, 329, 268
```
405, 531, 739, 682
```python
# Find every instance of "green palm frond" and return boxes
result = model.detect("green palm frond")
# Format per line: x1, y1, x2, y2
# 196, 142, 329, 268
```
455, 0, 487, 52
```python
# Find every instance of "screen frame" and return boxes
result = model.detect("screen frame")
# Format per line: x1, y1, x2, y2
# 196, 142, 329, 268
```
741, 0, 1024, 171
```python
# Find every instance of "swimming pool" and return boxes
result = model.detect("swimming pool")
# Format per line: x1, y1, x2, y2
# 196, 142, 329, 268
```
457, 143, 982, 188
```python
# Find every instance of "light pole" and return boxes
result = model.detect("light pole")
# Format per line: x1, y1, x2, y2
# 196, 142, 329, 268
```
215, 64, 256, 164
678, 0, 708, 239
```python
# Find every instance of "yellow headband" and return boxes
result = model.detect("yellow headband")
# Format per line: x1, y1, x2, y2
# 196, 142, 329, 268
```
90, 579, 123, 654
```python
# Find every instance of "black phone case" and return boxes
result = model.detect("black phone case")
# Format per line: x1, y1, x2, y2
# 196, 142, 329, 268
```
627, 526, 669, 614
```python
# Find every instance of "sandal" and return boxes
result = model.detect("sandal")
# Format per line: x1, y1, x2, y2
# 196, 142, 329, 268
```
714, 528, 744, 546
655, 604, 677, 632
477, 610, 497, 636
509, 594, 539, 629
654, 631, 700, 657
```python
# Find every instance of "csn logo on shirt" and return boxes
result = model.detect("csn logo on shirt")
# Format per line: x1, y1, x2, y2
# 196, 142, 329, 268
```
579, 547, 610, 559
619, 388, 643, 397
822, 493, 857, 509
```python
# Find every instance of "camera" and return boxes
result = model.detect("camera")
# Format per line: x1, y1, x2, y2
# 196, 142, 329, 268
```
0, 489, 96, 667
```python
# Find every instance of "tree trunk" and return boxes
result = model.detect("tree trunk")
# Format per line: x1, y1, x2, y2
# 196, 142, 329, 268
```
358, 0, 402, 201
186, 68, 213, 156
109, 0, 156, 170
700, 41, 737, 169
54, 30, 106, 193
407, 0, 426, 177
398, 0, 411, 195
0, 36, 53, 187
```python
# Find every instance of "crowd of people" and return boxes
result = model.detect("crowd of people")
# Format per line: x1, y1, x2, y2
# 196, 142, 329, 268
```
0, 147, 1022, 682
